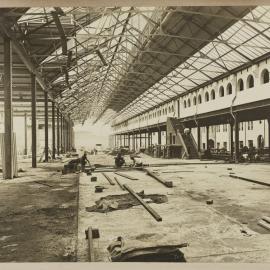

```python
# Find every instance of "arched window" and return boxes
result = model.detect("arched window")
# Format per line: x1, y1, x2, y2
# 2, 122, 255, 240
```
171, 106, 174, 112
165, 108, 167, 114
184, 100, 187, 108
198, 94, 202, 104
238, 79, 244, 91
168, 107, 171, 113
219, 86, 224, 97
247, 75, 254, 88
261, 69, 269, 84
227, 83, 232, 95
187, 99, 191, 107
205, 92, 209, 102
210, 89, 215, 100
193, 96, 197, 105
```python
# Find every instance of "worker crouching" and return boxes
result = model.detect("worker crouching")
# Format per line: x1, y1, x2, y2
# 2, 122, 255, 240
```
115, 152, 125, 168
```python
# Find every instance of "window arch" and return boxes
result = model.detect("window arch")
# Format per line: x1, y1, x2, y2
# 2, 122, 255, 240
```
238, 79, 244, 91
219, 86, 224, 97
227, 83, 232, 95
210, 89, 215, 100
261, 69, 269, 84
247, 75, 254, 88
193, 96, 197, 105
187, 99, 191, 107
184, 100, 187, 108
205, 92, 209, 102
198, 94, 202, 104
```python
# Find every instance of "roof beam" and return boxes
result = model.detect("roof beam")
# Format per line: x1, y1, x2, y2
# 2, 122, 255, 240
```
0, 23, 54, 100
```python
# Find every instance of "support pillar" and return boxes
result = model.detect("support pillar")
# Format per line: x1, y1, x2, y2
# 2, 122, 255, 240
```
63, 119, 66, 153
268, 118, 270, 158
24, 112, 28, 155
148, 131, 150, 147
66, 119, 69, 151
158, 129, 161, 145
3, 35, 13, 179
206, 126, 209, 149
60, 114, 63, 153
128, 133, 130, 149
31, 74, 37, 168
57, 108, 60, 156
197, 124, 201, 152
132, 133, 135, 151
230, 122, 234, 159
52, 101, 55, 159
44, 91, 49, 162
234, 115, 240, 163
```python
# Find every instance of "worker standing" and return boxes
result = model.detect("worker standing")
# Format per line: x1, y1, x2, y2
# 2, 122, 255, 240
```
81, 151, 91, 172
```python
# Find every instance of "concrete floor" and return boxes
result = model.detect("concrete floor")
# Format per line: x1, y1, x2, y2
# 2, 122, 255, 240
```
78, 153, 270, 262
1, 154, 270, 262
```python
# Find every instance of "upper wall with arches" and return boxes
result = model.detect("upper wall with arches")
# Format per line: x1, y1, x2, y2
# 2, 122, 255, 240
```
180, 59, 270, 118
113, 59, 270, 134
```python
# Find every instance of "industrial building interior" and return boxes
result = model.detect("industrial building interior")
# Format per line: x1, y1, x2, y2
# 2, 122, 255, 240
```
0, 5, 270, 263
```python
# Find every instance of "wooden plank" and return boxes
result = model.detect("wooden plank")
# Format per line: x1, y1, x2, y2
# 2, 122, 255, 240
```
144, 168, 173, 188
258, 220, 270, 231
114, 176, 125, 190
229, 175, 270, 187
114, 171, 138, 180
86, 226, 95, 262
123, 184, 162, 222
262, 216, 270, 224
102, 172, 115, 185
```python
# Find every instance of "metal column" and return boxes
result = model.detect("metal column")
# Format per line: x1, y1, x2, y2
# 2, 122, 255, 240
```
60, 114, 63, 153
44, 91, 49, 162
3, 35, 13, 179
230, 122, 234, 159
197, 125, 201, 152
52, 101, 56, 159
66, 119, 69, 151
63, 119, 66, 153
234, 115, 239, 163
158, 128, 161, 145
24, 112, 28, 155
206, 126, 209, 149
57, 108, 60, 156
31, 74, 37, 168
268, 118, 270, 158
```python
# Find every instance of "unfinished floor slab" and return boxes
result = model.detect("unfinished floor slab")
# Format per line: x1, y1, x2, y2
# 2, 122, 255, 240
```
0, 160, 79, 262
77, 154, 270, 262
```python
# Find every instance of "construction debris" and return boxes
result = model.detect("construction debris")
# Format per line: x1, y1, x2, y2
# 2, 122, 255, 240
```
144, 168, 173, 188
85, 192, 167, 213
107, 236, 187, 262
206, 199, 213, 205
95, 186, 106, 193
91, 176, 97, 182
